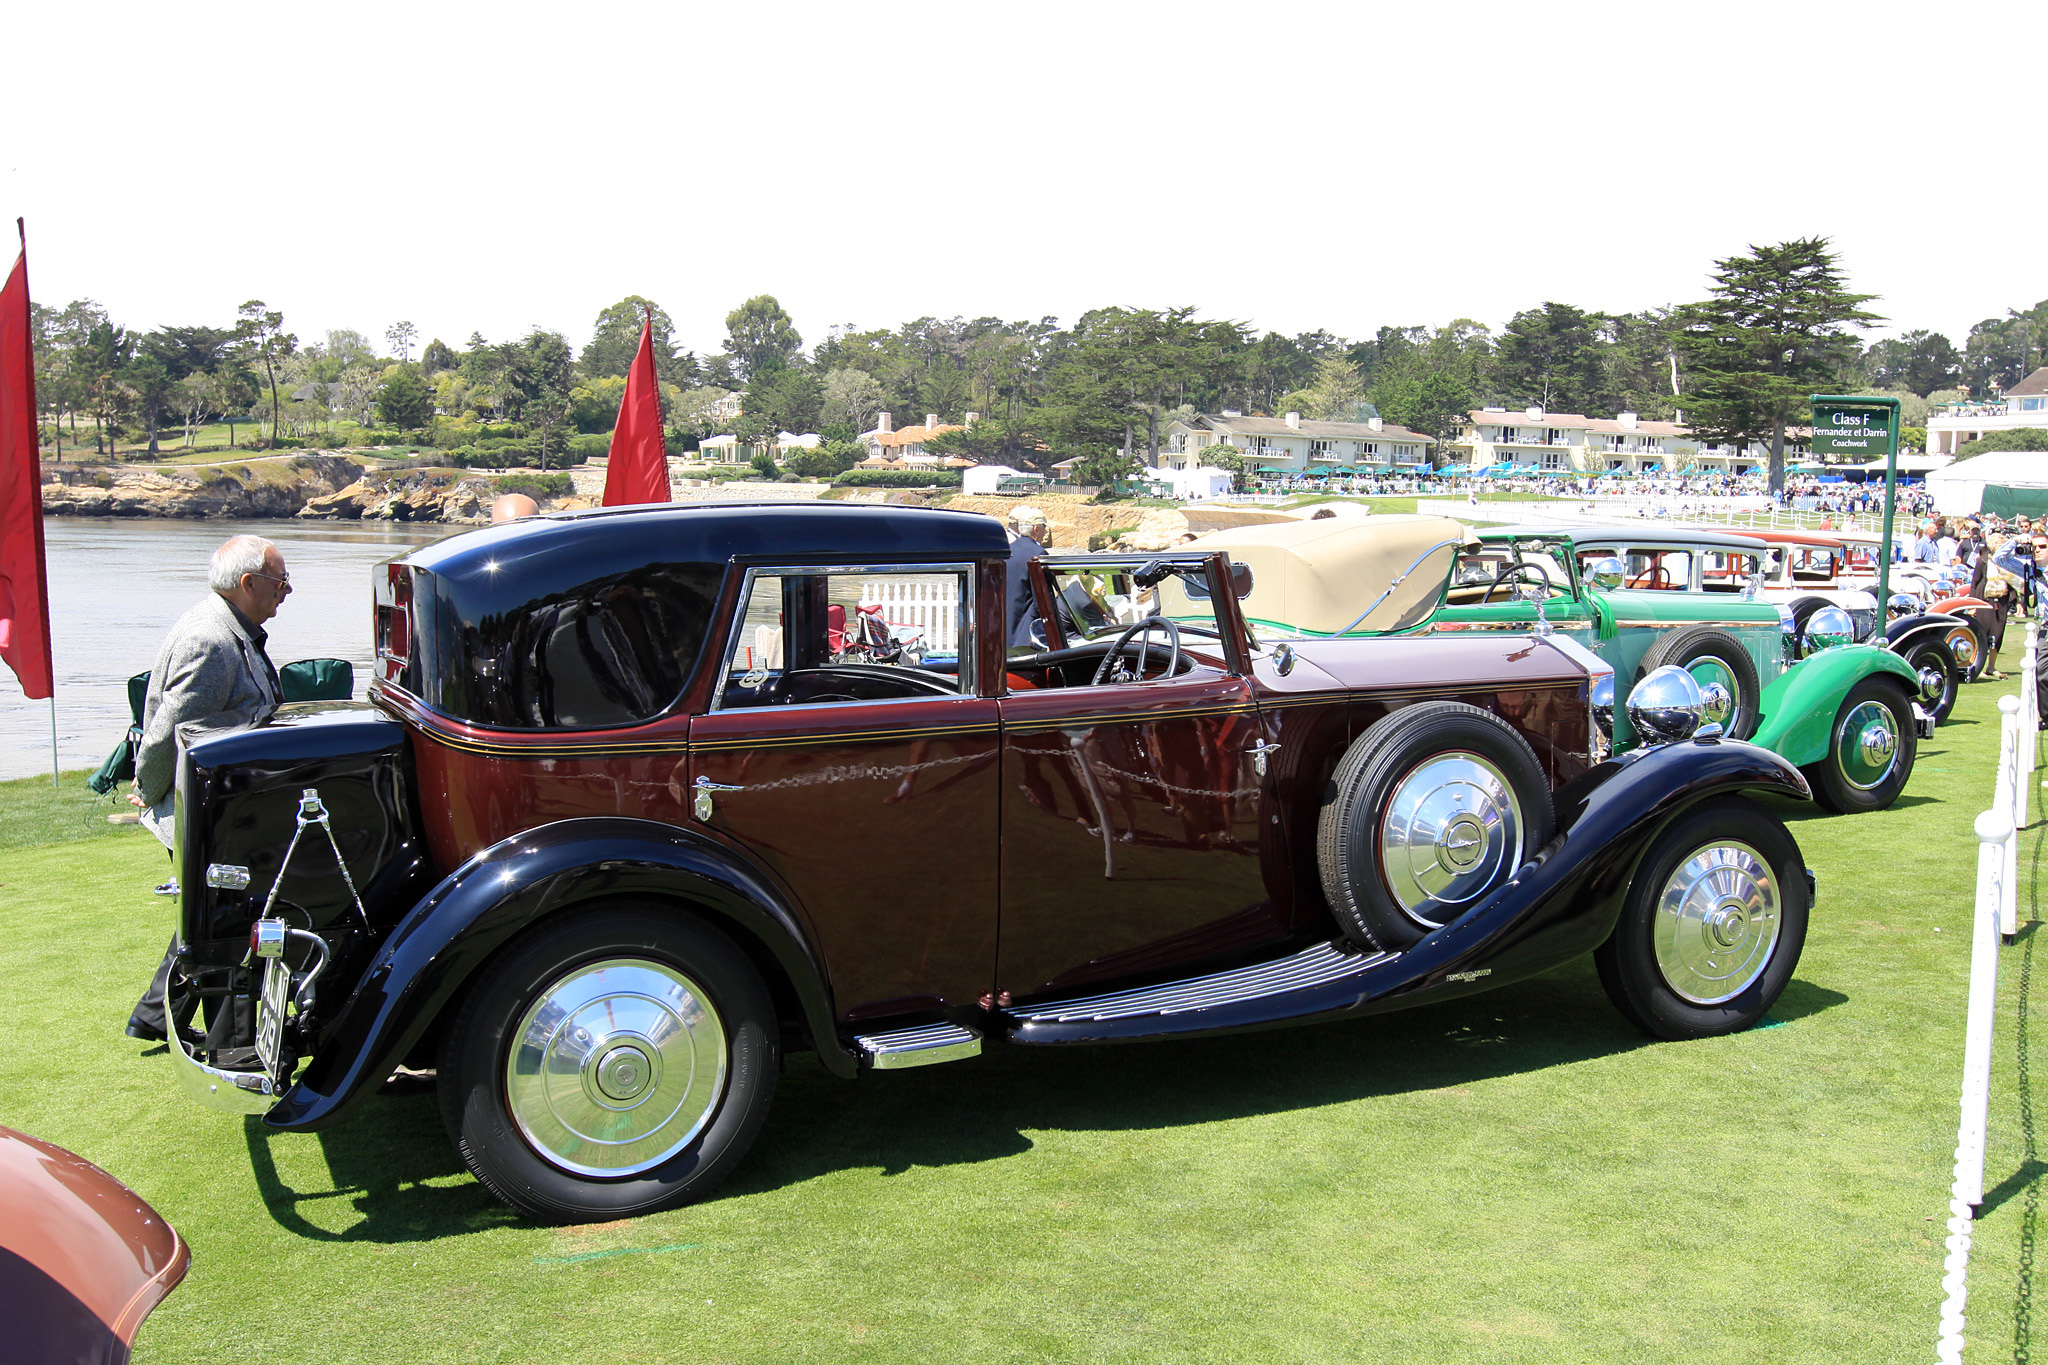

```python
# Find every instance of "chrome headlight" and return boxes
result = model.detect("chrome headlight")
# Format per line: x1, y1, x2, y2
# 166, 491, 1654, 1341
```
1839, 590, 1878, 642
1588, 556, 1624, 591
1803, 605, 1855, 654
1627, 665, 1705, 746
1888, 593, 1918, 621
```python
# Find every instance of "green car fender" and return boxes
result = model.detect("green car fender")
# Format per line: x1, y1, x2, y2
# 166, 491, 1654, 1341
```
1748, 644, 1919, 768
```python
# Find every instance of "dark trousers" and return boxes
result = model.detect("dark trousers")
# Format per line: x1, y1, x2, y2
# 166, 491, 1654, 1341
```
129, 934, 179, 1035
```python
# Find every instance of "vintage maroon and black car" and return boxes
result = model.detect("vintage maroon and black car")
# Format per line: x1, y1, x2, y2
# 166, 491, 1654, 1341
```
160, 503, 1816, 1221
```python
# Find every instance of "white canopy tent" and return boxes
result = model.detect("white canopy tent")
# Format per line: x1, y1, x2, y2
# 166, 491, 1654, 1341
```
1159, 465, 1236, 501
1925, 451, 2048, 515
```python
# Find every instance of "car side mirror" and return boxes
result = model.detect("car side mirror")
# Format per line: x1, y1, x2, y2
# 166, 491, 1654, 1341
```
1588, 557, 1624, 591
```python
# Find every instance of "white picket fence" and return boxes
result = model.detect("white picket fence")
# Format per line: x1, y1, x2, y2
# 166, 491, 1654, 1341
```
859, 577, 961, 654
1937, 620, 2038, 1362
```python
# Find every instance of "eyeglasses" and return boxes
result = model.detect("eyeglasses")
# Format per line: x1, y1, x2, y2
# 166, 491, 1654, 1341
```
249, 571, 292, 589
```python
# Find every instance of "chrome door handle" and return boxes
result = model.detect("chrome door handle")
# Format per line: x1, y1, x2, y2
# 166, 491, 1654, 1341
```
693, 776, 742, 820
1249, 740, 1282, 777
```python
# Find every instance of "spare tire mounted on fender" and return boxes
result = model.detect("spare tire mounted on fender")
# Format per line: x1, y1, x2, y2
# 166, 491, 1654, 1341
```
1634, 625, 1762, 741
1317, 700, 1557, 952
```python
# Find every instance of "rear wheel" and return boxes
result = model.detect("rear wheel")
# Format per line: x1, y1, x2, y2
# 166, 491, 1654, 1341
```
440, 904, 778, 1222
1800, 676, 1916, 814
1897, 634, 1958, 725
1317, 701, 1556, 952
1595, 796, 1808, 1039
1635, 626, 1761, 740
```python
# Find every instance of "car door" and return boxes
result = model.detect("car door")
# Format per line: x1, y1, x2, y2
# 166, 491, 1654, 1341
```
688, 562, 1000, 1022
995, 555, 1283, 999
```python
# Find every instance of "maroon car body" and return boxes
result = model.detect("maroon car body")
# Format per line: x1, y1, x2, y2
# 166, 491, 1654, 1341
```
0, 1127, 187, 1364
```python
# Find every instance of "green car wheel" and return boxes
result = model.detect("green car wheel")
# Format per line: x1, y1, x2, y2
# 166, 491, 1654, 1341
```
1801, 676, 1916, 815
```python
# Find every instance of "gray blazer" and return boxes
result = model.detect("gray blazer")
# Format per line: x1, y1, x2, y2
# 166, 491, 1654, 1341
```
135, 594, 280, 805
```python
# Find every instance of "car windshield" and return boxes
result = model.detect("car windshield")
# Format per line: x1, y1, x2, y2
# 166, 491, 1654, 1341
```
1043, 559, 1227, 646
1452, 538, 1575, 602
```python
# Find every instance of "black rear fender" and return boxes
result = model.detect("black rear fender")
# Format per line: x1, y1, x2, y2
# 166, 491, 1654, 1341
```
264, 817, 852, 1133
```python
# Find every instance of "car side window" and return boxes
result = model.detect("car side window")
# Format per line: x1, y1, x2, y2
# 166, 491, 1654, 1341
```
715, 566, 974, 711
1623, 549, 1690, 590
1007, 560, 1226, 688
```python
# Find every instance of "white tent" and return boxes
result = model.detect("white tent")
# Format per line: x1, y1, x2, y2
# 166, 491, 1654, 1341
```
1925, 451, 2048, 515
961, 464, 1047, 495
1160, 465, 1236, 500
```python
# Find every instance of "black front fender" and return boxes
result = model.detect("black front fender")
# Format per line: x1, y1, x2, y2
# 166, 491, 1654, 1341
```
1010, 737, 1811, 1044
1885, 612, 1971, 651
265, 817, 854, 1133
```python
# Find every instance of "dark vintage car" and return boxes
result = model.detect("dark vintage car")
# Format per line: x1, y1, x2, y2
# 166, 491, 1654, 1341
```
162, 503, 1815, 1221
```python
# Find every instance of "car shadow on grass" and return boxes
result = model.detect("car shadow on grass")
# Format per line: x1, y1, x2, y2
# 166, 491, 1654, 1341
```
722, 958, 1851, 1198
242, 1093, 521, 1244
243, 961, 1849, 1239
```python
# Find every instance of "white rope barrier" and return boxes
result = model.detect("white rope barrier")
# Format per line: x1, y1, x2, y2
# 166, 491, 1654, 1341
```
1936, 621, 2039, 1361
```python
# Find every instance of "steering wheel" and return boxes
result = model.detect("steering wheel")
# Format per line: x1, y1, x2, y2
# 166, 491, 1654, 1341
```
1481, 561, 1553, 603
1091, 616, 1183, 685
1629, 565, 1673, 589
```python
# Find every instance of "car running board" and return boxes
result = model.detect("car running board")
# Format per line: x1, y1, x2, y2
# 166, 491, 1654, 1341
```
853, 1021, 983, 1069
1004, 940, 1399, 1036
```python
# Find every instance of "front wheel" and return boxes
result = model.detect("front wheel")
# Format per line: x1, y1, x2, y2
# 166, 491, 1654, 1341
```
1800, 677, 1917, 814
439, 904, 779, 1222
1595, 796, 1809, 1039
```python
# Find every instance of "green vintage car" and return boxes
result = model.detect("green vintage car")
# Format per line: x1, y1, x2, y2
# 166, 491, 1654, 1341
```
1189, 515, 1925, 814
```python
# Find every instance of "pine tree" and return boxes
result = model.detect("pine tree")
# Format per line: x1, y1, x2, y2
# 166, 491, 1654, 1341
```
1676, 239, 1881, 492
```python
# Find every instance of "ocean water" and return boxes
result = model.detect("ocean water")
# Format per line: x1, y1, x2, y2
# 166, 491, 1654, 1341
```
0, 518, 451, 782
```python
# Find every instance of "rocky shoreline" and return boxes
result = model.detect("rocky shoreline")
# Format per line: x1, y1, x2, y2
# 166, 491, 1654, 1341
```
39, 456, 592, 524
37, 458, 1304, 547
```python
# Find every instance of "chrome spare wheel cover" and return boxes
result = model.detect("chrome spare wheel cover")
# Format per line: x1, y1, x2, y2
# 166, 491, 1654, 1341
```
1687, 657, 1739, 727
1835, 698, 1900, 791
1379, 751, 1523, 927
1653, 839, 1781, 1005
506, 958, 728, 1178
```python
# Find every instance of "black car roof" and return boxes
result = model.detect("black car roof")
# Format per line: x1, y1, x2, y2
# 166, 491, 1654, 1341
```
404, 499, 1011, 580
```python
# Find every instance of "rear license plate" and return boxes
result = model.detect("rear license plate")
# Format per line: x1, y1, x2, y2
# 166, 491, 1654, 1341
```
255, 954, 290, 1082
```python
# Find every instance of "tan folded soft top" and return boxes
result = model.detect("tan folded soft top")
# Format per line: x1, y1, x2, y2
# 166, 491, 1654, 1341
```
1183, 514, 1473, 635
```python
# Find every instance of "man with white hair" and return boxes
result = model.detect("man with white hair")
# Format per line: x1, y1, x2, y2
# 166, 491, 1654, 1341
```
124, 534, 290, 1040
1004, 505, 1050, 647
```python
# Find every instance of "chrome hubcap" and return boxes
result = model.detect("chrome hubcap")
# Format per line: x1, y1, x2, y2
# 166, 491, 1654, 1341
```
505, 958, 727, 1178
1654, 840, 1781, 1004
1835, 699, 1900, 791
1687, 659, 1738, 727
1916, 665, 1948, 703
1379, 752, 1523, 928
1946, 629, 1977, 669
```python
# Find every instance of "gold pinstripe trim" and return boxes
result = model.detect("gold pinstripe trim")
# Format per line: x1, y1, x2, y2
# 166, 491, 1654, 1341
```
694, 722, 1001, 752
410, 723, 686, 760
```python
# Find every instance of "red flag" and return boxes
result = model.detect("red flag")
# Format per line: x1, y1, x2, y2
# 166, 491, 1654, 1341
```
602, 318, 670, 506
0, 221, 53, 700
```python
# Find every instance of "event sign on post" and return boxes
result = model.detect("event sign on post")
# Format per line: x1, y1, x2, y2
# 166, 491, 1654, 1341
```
1810, 394, 1901, 607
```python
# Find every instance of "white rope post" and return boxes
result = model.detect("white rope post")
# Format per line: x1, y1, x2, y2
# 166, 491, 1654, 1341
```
1940, 808, 2014, 1362
2000, 696, 2023, 941
1963, 808, 2011, 1210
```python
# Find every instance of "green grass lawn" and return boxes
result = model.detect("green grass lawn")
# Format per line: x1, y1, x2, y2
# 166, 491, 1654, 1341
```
2, 662, 2040, 1363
